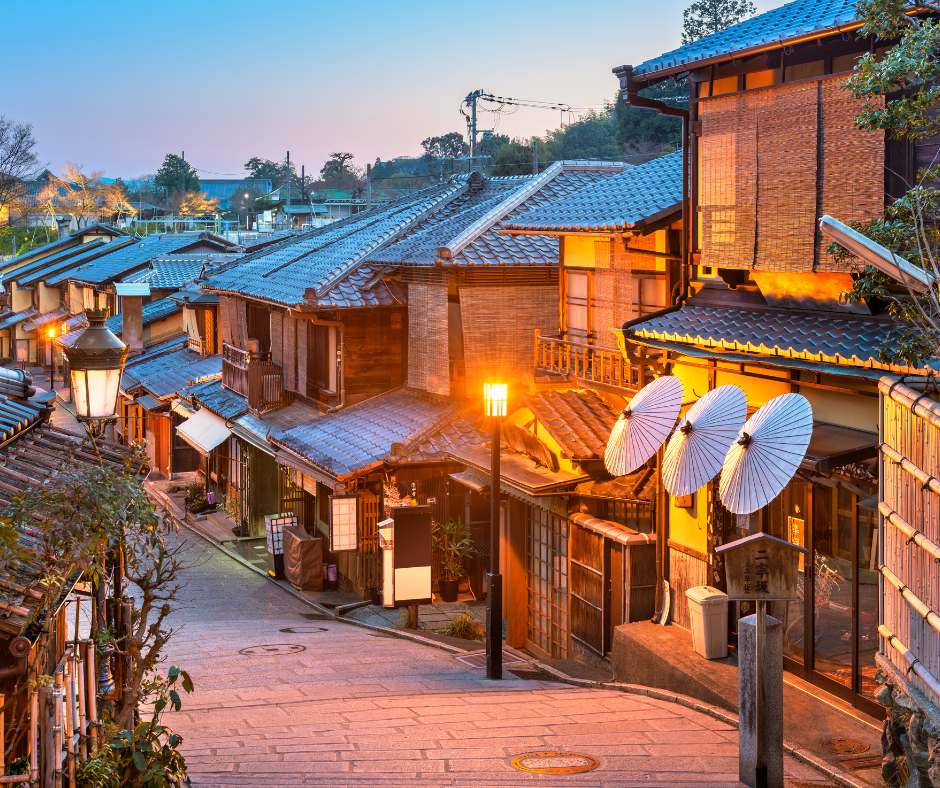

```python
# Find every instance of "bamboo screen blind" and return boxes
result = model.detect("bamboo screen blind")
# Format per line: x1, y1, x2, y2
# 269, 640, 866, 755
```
880, 378, 940, 707
592, 238, 636, 340
700, 76, 884, 272
407, 283, 449, 395
460, 285, 556, 391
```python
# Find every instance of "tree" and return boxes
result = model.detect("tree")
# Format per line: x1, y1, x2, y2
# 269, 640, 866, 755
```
490, 140, 554, 176
102, 181, 137, 224
58, 162, 108, 228
244, 157, 302, 191
178, 191, 220, 216
681, 0, 757, 45
0, 117, 42, 226
421, 133, 470, 160
228, 186, 265, 216
826, 0, 940, 366
320, 152, 357, 182
36, 180, 61, 241
154, 154, 199, 199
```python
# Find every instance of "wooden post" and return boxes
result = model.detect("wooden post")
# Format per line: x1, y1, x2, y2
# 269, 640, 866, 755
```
76, 652, 87, 761
407, 604, 418, 630
54, 671, 63, 788
0, 692, 5, 774
83, 641, 97, 755
39, 687, 55, 788
29, 689, 38, 785
120, 600, 133, 731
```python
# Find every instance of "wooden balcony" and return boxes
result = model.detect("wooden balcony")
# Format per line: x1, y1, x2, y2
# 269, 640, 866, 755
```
535, 334, 649, 393
248, 358, 294, 415
222, 343, 251, 397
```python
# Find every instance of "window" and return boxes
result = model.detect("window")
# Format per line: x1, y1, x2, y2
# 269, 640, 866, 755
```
784, 60, 825, 82
565, 271, 590, 341
745, 69, 776, 90
306, 323, 335, 394
711, 75, 739, 96
527, 506, 569, 659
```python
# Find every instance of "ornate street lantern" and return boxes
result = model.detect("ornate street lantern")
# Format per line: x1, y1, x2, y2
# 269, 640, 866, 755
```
483, 380, 508, 419
62, 308, 128, 435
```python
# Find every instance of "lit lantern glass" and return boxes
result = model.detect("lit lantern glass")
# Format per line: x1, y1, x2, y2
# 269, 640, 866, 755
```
483, 380, 508, 419
47, 327, 55, 339
329, 494, 359, 552
63, 308, 128, 424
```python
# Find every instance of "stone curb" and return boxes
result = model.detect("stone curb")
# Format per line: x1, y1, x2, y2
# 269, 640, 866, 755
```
533, 662, 871, 788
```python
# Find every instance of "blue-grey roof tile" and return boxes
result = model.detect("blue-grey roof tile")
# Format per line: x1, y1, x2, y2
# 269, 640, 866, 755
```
183, 378, 248, 420
505, 152, 682, 232
633, 0, 860, 78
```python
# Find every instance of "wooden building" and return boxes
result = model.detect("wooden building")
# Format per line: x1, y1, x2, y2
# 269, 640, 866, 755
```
605, 0, 935, 716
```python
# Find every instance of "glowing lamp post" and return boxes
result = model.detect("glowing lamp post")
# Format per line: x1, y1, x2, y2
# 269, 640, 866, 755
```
62, 308, 128, 438
47, 327, 56, 386
483, 379, 508, 680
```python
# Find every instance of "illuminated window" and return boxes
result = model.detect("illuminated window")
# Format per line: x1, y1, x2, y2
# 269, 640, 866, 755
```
330, 495, 358, 552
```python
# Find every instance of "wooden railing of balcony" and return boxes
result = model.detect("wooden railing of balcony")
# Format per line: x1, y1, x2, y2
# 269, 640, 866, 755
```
535, 334, 647, 392
248, 358, 294, 415
222, 343, 252, 397
188, 335, 204, 356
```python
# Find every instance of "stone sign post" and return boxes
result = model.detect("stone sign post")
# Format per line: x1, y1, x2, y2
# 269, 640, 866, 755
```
716, 533, 807, 788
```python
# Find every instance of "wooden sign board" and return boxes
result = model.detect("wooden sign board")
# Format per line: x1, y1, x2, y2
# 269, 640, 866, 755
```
391, 505, 432, 607
715, 532, 807, 602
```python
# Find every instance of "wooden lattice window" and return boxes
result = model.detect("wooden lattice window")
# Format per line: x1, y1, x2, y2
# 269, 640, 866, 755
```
526, 506, 569, 659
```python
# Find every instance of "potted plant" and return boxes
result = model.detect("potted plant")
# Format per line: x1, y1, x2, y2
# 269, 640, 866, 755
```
432, 518, 476, 603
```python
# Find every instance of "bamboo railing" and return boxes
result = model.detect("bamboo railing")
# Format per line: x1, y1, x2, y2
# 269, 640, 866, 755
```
535, 334, 644, 392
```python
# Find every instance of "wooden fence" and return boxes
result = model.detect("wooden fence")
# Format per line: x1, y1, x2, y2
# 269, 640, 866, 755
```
879, 376, 940, 706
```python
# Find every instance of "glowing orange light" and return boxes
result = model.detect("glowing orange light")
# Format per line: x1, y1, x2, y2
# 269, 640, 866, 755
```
47, 327, 55, 339
483, 380, 508, 419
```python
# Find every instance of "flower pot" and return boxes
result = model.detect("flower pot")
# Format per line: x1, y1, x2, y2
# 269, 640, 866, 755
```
438, 578, 460, 602
369, 587, 382, 606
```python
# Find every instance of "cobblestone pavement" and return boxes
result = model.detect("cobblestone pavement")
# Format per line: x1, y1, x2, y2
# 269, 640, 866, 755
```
161, 528, 831, 787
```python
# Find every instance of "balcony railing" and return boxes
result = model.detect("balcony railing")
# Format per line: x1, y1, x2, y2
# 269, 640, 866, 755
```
188, 334, 205, 356
223, 342, 293, 414
535, 334, 648, 392
248, 358, 294, 415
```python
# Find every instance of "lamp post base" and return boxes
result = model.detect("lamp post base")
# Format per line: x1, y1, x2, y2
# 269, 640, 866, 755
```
486, 573, 502, 680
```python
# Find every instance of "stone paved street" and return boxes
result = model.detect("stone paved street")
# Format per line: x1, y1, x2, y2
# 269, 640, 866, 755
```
161, 527, 833, 787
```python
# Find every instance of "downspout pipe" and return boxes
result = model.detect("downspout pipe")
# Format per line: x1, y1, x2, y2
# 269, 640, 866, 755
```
0, 637, 31, 680
289, 309, 346, 413
613, 65, 690, 305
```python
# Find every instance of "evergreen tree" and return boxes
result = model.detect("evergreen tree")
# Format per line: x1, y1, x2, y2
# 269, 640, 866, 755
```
154, 154, 199, 199
682, 0, 756, 45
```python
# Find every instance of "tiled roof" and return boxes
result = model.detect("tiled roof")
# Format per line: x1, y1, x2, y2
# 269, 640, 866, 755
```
523, 389, 618, 460
135, 394, 163, 412
0, 391, 52, 442
632, 0, 860, 78
0, 307, 37, 331
183, 378, 248, 420
120, 346, 220, 398
13, 239, 133, 288
204, 185, 463, 307
504, 152, 682, 233
22, 307, 69, 333
105, 298, 181, 334
271, 388, 460, 479
48, 233, 231, 287
122, 255, 242, 289
0, 223, 125, 269
575, 467, 656, 503
3, 239, 109, 287
628, 305, 910, 372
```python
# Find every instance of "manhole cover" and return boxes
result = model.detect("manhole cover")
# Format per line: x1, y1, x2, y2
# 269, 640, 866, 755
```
819, 737, 870, 755
840, 754, 882, 770
455, 651, 526, 669
278, 626, 328, 634
511, 753, 599, 774
238, 644, 306, 656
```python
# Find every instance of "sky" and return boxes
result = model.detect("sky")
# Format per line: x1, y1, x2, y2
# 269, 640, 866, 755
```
4, 0, 781, 181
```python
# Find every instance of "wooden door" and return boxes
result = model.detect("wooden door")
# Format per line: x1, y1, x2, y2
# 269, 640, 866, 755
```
606, 541, 624, 654
569, 522, 604, 657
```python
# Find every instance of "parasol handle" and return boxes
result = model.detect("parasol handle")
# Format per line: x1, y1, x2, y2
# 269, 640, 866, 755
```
737, 431, 752, 447
679, 420, 693, 435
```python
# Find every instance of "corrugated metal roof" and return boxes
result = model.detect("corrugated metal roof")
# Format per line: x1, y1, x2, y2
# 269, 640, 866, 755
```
632, 0, 860, 78
271, 388, 458, 478
504, 152, 682, 233
628, 304, 908, 372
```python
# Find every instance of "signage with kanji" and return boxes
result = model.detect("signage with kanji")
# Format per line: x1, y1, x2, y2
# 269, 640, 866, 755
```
715, 533, 807, 602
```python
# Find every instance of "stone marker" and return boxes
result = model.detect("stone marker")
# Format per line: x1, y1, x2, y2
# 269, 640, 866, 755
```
739, 613, 783, 788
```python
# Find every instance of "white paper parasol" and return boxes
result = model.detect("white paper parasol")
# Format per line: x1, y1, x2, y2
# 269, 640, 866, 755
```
718, 393, 813, 514
604, 375, 683, 476
662, 384, 747, 497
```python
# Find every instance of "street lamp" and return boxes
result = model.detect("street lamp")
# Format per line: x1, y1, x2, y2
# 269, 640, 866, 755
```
47, 327, 55, 387
62, 308, 128, 438
483, 379, 508, 680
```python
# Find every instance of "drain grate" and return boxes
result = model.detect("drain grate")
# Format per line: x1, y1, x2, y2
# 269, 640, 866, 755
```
839, 754, 883, 770
238, 644, 306, 656
819, 737, 870, 755
511, 752, 599, 774
455, 651, 526, 669
788, 781, 836, 788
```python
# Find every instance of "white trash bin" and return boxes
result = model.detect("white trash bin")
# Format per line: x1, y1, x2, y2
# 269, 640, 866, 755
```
685, 585, 729, 659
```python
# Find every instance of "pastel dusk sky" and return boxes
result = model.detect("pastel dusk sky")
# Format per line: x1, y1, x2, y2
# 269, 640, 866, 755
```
5, 0, 781, 180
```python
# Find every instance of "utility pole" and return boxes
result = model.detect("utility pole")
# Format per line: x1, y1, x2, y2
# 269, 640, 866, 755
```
181, 151, 185, 194
366, 164, 372, 210
533, 140, 538, 176
286, 151, 290, 230
464, 90, 484, 172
